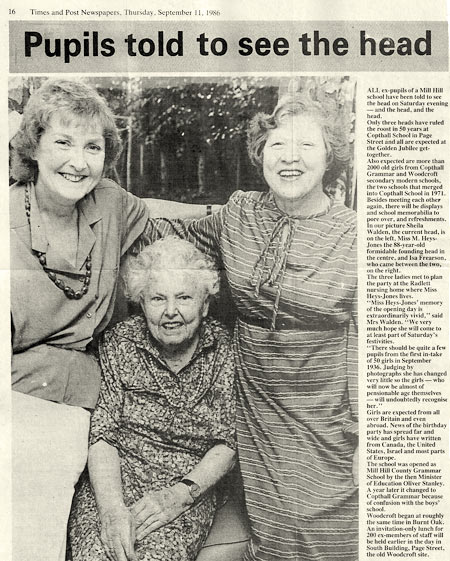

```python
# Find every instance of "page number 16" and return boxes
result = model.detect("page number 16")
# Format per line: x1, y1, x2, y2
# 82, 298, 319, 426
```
9, 8, 16, 14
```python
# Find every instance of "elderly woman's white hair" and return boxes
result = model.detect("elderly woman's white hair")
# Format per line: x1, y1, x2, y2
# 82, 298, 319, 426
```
125, 236, 220, 303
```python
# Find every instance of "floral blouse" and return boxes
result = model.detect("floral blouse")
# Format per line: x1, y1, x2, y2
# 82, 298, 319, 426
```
90, 314, 236, 502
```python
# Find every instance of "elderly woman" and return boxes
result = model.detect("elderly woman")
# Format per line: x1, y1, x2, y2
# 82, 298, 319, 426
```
9, 79, 210, 561
143, 93, 358, 561
69, 237, 236, 561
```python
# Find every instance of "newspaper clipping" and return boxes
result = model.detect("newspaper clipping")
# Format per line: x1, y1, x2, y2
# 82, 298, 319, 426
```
3, 1, 450, 561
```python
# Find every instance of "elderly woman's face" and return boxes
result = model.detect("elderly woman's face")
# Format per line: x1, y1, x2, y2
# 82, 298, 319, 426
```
141, 270, 209, 352
263, 114, 327, 208
34, 111, 105, 206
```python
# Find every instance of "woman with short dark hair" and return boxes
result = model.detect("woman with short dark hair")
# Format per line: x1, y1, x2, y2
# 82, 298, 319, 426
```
144, 92, 359, 561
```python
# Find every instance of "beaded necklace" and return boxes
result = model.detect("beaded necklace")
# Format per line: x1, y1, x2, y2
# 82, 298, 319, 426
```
25, 183, 92, 300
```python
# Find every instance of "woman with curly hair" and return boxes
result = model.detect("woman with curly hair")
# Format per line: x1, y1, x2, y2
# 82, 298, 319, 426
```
69, 238, 236, 561
144, 92, 359, 561
9, 79, 210, 561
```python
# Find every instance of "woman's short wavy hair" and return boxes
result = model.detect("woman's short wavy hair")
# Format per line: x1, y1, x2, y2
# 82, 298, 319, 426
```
10, 79, 122, 183
247, 92, 350, 187
125, 237, 220, 304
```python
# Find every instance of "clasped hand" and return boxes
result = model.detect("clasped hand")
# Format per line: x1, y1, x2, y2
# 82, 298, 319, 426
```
131, 484, 190, 541
100, 504, 136, 561
100, 485, 189, 561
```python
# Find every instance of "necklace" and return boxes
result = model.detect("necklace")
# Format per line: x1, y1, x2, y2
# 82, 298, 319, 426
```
25, 183, 92, 300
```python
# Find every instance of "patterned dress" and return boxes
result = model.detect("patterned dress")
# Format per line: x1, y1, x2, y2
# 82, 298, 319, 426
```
69, 315, 236, 561
144, 190, 358, 561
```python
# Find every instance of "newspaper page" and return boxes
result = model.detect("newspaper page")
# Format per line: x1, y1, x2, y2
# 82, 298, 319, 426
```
2, 1, 450, 560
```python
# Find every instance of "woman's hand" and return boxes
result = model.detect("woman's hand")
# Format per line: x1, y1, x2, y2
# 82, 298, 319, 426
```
88, 441, 135, 560
99, 505, 136, 561
352, 445, 359, 487
130, 484, 191, 541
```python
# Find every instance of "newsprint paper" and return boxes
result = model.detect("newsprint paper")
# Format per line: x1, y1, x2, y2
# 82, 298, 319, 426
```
2, 1, 450, 560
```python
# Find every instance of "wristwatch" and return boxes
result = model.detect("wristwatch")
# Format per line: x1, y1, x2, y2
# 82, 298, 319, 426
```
180, 478, 201, 502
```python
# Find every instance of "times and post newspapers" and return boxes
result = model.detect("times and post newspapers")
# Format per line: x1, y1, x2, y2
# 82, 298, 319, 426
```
2, 1, 450, 560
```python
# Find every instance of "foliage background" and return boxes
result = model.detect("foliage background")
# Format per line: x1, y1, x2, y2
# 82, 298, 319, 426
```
9, 76, 357, 208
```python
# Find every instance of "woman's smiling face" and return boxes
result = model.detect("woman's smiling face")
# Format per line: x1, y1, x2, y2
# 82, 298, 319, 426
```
263, 114, 328, 213
34, 111, 105, 207
141, 270, 209, 355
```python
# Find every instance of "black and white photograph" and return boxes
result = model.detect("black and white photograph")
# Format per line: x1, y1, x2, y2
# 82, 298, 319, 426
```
8, 74, 358, 561
5, 2, 450, 561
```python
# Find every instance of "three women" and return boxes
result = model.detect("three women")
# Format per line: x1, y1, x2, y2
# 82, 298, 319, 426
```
11, 79, 358, 561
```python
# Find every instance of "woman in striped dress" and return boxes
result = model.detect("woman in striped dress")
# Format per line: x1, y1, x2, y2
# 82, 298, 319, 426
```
145, 93, 358, 561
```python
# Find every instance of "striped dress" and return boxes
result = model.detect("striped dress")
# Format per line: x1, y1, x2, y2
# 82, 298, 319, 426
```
145, 190, 358, 561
